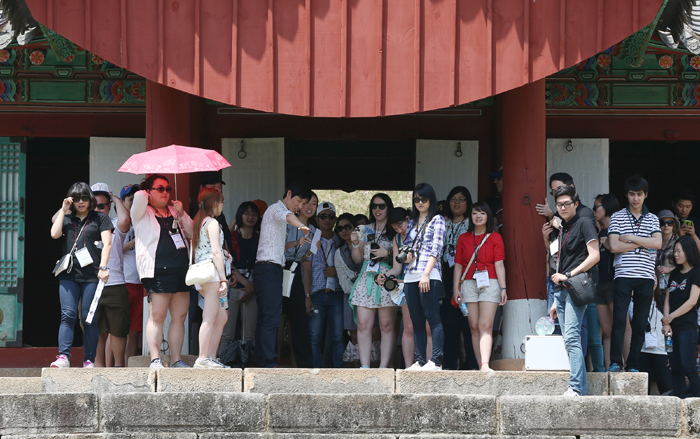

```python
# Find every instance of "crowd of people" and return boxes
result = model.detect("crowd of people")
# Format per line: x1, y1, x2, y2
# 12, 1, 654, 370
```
48, 170, 700, 398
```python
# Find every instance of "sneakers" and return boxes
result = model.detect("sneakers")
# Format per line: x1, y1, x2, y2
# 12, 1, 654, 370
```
607, 363, 622, 372
82, 360, 95, 368
170, 359, 191, 368
194, 356, 225, 369
149, 357, 164, 369
627, 368, 639, 373
406, 362, 423, 371
213, 358, 231, 368
50, 355, 70, 368
422, 360, 442, 371
562, 388, 580, 397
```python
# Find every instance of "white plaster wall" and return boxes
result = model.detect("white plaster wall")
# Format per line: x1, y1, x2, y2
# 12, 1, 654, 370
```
415, 140, 478, 200
546, 138, 609, 209
89, 137, 146, 214
501, 298, 548, 360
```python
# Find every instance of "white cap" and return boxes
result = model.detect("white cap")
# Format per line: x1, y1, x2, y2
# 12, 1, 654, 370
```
91, 182, 112, 195
316, 201, 336, 216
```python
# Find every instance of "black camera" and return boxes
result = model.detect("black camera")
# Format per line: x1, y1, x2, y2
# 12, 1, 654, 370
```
396, 245, 415, 264
370, 242, 382, 262
383, 275, 399, 292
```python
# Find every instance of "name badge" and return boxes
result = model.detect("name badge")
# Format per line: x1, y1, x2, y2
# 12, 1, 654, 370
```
224, 255, 232, 277
447, 252, 456, 268
75, 247, 94, 267
549, 239, 559, 256
613, 253, 623, 268
325, 276, 336, 291
170, 232, 186, 249
366, 261, 380, 273
644, 331, 658, 349
474, 270, 490, 289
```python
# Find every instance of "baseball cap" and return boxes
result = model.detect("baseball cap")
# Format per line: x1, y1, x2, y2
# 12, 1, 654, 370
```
489, 166, 503, 179
91, 182, 112, 196
317, 201, 336, 217
120, 184, 139, 199
200, 171, 225, 186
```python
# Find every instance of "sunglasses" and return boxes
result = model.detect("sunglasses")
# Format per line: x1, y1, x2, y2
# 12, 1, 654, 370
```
73, 195, 90, 203
370, 203, 387, 211
450, 197, 467, 203
96, 203, 111, 210
335, 224, 353, 232
660, 220, 675, 227
318, 213, 336, 221
413, 196, 429, 204
150, 186, 172, 193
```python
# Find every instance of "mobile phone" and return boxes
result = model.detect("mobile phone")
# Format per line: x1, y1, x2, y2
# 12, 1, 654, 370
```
683, 220, 693, 227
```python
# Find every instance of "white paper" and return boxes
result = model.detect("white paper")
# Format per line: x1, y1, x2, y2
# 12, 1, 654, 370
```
282, 262, 297, 298
644, 331, 658, 349
171, 233, 186, 249
310, 229, 322, 254
549, 239, 559, 256
75, 247, 94, 267
474, 270, 490, 289
85, 280, 105, 324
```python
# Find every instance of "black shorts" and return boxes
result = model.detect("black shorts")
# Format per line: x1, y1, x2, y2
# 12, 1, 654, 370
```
595, 280, 614, 305
97, 284, 131, 337
142, 266, 189, 295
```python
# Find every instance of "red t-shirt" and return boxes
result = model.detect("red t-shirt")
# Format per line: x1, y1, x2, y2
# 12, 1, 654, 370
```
455, 232, 505, 279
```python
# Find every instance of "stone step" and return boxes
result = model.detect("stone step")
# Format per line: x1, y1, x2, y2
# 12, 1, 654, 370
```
0, 368, 42, 377
0, 377, 41, 394
36, 367, 648, 396
126, 355, 197, 367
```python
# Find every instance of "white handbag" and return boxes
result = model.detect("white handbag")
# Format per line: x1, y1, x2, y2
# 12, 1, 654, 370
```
53, 222, 88, 276
185, 219, 216, 286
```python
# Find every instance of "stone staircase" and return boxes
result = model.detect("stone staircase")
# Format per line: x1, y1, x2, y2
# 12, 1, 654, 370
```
0, 367, 691, 439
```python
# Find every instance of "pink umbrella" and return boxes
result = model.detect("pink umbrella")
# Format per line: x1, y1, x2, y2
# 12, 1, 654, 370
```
117, 144, 231, 199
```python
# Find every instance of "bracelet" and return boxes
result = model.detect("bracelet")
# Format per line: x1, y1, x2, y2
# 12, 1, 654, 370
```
500, 287, 507, 290
352, 242, 359, 248
305, 293, 310, 298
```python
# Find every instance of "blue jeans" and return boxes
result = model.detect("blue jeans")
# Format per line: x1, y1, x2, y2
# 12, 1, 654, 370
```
668, 328, 700, 398
586, 303, 605, 372
58, 279, 99, 362
308, 290, 345, 368
404, 280, 444, 366
253, 263, 283, 367
548, 277, 588, 357
554, 287, 588, 395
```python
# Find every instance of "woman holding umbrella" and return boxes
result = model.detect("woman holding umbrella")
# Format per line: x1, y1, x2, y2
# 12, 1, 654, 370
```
132, 174, 194, 369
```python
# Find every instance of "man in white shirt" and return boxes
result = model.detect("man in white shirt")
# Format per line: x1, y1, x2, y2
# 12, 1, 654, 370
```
253, 182, 312, 368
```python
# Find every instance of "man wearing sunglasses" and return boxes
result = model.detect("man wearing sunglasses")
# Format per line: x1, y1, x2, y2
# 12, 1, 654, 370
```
91, 182, 132, 367
303, 201, 344, 367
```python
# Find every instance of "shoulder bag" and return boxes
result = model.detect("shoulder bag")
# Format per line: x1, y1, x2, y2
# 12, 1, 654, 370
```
53, 221, 88, 276
185, 219, 217, 286
557, 227, 596, 307
451, 233, 491, 308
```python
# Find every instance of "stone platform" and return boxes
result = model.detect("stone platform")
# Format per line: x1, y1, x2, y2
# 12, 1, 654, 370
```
0, 367, 678, 438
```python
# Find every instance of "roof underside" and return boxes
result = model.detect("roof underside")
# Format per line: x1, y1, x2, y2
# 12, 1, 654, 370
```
24, 0, 664, 117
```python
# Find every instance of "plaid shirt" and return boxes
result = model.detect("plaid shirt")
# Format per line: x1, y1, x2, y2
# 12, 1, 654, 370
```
404, 214, 446, 277
309, 234, 340, 294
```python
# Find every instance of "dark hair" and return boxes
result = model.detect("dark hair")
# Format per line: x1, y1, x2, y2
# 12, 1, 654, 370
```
549, 172, 574, 188
673, 189, 695, 205
409, 183, 438, 222
334, 213, 356, 247
674, 235, 700, 269
467, 202, 495, 233
191, 188, 224, 262
66, 182, 97, 213
283, 181, 312, 201
444, 186, 473, 220
623, 175, 649, 195
141, 174, 170, 191
553, 185, 579, 203
594, 193, 620, 218
235, 201, 261, 229
388, 207, 410, 225
353, 214, 370, 225
120, 184, 139, 201
367, 193, 394, 220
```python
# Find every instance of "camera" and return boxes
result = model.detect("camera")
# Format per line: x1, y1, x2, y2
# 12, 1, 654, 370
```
396, 245, 415, 264
370, 242, 382, 262
383, 275, 399, 292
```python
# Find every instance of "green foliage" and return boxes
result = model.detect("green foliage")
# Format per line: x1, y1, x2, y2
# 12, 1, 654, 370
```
314, 190, 412, 216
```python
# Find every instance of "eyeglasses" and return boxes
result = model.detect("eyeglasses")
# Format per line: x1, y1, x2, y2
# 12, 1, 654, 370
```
73, 195, 90, 203
661, 220, 675, 227
450, 197, 467, 203
150, 186, 172, 193
318, 213, 336, 221
413, 197, 429, 204
370, 203, 387, 211
96, 203, 111, 210
556, 201, 575, 209
593, 204, 602, 211
335, 224, 353, 232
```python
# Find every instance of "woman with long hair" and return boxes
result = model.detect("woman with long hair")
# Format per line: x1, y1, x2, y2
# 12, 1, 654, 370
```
662, 235, 700, 398
132, 174, 193, 369
349, 193, 397, 368
400, 183, 446, 370
191, 188, 229, 368
50, 182, 113, 368
454, 202, 506, 372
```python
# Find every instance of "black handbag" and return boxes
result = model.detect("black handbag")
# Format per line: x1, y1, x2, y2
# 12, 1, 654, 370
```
563, 271, 596, 307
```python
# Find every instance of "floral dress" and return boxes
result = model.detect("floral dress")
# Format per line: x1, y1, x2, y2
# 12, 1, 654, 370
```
349, 225, 396, 315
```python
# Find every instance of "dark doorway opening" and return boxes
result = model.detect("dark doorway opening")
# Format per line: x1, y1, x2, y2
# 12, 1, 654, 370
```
609, 141, 700, 213
285, 140, 416, 191
24, 138, 89, 347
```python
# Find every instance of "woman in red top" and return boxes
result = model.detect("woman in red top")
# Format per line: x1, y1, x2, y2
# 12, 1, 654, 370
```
453, 202, 507, 371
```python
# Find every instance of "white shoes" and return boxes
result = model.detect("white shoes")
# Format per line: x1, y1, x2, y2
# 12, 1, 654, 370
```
50, 355, 70, 368
406, 362, 423, 371
421, 360, 442, 371
562, 388, 580, 397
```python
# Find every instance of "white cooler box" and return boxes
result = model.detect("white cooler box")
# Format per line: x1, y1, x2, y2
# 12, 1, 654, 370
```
524, 335, 570, 371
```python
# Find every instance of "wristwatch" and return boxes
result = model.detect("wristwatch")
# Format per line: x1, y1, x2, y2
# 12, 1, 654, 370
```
305, 293, 310, 298
99, 266, 109, 271
565, 271, 572, 279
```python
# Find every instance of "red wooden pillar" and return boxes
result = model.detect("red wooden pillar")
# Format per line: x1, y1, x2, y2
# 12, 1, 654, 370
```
499, 79, 548, 358
146, 80, 205, 212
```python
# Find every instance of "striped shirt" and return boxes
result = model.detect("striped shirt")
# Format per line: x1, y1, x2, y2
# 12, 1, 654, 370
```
255, 200, 292, 267
608, 206, 660, 280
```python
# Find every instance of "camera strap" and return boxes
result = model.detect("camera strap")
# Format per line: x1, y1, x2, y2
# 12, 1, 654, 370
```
460, 233, 491, 284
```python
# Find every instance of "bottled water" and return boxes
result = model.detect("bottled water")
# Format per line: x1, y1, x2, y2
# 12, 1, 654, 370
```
459, 302, 469, 317
220, 295, 229, 310
665, 334, 673, 353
